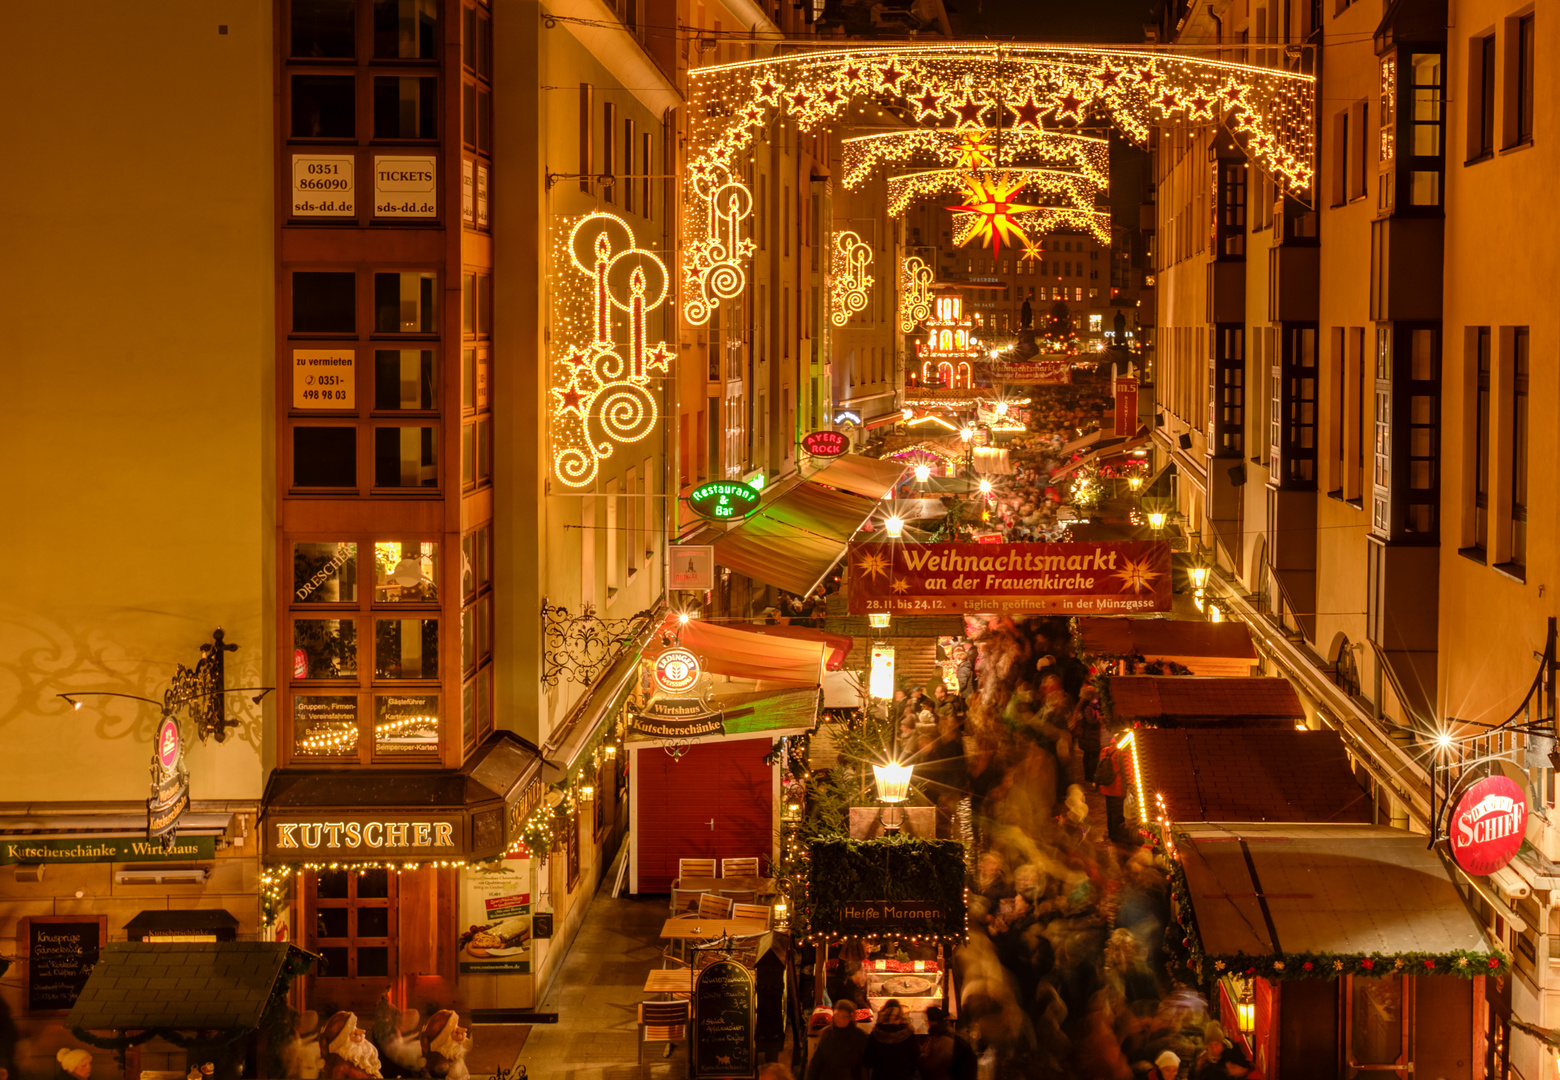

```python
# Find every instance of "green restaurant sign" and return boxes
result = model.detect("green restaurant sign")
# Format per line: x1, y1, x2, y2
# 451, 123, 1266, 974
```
0, 836, 216, 865
688, 481, 761, 522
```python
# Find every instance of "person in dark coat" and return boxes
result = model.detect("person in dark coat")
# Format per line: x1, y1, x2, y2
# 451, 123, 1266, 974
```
953, 646, 976, 699
862, 1001, 920, 1080
920, 1007, 977, 1080
806, 1000, 868, 1080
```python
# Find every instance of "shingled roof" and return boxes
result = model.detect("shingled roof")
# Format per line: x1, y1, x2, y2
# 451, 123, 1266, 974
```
67, 942, 300, 1031
1135, 728, 1374, 823
1106, 676, 1304, 726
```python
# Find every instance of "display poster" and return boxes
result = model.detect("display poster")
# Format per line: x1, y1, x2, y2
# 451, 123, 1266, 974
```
28, 920, 99, 1012
293, 349, 355, 409
462, 159, 475, 223
291, 154, 355, 217
669, 545, 716, 592
459, 855, 533, 973
374, 155, 437, 218
693, 959, 755, 1078
476, 164, 489, 228
848, 539, 1173, 615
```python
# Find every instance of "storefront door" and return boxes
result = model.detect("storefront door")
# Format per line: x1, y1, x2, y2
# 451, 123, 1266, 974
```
636, 736, 774, 891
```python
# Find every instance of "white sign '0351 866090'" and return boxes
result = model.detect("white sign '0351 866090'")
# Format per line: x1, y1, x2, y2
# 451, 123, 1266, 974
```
292, 155, 355, 217
375, 155, 437, 218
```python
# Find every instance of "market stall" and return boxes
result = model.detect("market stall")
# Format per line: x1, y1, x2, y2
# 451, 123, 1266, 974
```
1100, 675, 1305, 728
1076, 617, 1258, 676
1167, 821, 1506, 1079
800, 837, 966, 1039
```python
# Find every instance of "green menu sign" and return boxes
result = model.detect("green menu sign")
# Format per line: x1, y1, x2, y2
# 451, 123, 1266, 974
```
688, 481, 760, 522
0, 836, 216, 865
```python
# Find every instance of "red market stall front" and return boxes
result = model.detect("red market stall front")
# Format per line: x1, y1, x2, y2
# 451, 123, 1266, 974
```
1102, 675, 1305, 729
1171, 822, 1506, 1080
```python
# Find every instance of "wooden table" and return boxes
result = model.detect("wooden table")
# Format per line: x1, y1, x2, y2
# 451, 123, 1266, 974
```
643, 968, 694, 995
673, 876, 776, 896
659, 917, 771, 942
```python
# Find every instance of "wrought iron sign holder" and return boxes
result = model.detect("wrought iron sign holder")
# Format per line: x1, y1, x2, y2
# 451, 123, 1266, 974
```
540, 600, 658, 687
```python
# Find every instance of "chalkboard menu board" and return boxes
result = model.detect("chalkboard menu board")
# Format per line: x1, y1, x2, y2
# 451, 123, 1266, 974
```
693, 958, 754, 1078
28, 921, 99, 1012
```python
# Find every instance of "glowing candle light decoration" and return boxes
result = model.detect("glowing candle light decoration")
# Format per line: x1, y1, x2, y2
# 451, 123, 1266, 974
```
551, 212, 673, 489
830, 230, 874, 326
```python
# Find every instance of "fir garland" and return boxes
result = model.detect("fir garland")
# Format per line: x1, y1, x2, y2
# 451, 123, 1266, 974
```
806, 836, 967, 939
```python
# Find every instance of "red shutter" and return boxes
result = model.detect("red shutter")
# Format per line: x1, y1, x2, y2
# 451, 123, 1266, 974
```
635, 737, 773, 893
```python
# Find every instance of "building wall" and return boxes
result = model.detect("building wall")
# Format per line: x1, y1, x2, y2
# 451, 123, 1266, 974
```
0, 4, 274, 1077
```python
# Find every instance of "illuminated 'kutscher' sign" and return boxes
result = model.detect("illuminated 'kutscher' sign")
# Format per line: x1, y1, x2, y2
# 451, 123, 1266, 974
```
552, 212, 675, 489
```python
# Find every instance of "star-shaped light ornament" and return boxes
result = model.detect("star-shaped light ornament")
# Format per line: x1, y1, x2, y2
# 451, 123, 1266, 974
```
952, 92, 990, 129
946, 173, 1041, 258
1008, 95, 1045, 130
891, 578, 911, 594
1112, 557, 1162, 595
955, 130, 994, 170
857, 552, 890, 579
912, 88, 944, 120
1020, 237, 1043, 265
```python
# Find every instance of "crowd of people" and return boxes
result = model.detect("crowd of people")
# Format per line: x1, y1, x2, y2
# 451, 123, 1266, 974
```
805, 615, 1254, 1080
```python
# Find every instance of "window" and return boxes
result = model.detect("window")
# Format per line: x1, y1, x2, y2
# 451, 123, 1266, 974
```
292, 75, 356, 138
374, 0, 438, 59
374, 618, 439, 679
602, 102, 617, 202
1406, 52, 1445, 206
374, 350, 436, 410
642, 132, 653, 218
1513, 14, 1535, 146
623, 118, 637, 212
578, 84, 594, 193
294, 427, 357, 487
1509, 328, 1529, 566
294, 272, 356, 333
1273, 325, 1317, 487
1332, 109, 1350, 205
373, 76, 438, 139
1345, 977, 1410, 1073
373, 426, 438, 487
1471, 327, 1492, 555
1351, 101, 1369, 200
1472, 33, 1497, 160
1215, 159, 1246, 257
374, 272, 437, 333
311, 869, 394, 981
292, 0, 356, 58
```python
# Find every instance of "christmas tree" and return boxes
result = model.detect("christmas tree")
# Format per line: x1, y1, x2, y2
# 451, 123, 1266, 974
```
1036, 299, 1079, 355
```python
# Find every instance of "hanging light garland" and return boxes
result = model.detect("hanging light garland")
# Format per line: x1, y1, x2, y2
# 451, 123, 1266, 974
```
841, 127, 1111, 190
887, 166, 1100, 218
683, 43, 1315, 322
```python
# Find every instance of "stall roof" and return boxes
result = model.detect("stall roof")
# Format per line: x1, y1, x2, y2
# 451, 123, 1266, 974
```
716, 622, 855, 671
711, 516, 846, 596
68, 942, 309, 1031
761, 481, 880, 538
809, 453, 908, 499
654, 619, 828, 686
1079, 618, 1257, 676
1178, 823, 1491, 959
1106, 676, 1304, 726
1135, 729, 1373, 823
123, 909, 240, 933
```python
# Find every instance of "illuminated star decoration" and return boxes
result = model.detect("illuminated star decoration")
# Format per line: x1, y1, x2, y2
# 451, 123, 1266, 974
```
1113, 557, 1162, 595
946, 173, 1041, 258
857, 552, 890, 579
1019, 237, 1043, 265
955, 130, 994, 169
891, 578, 911, 594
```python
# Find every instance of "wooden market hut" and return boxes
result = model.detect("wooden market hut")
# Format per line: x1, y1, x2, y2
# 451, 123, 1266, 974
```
1172, 822, 1502, 1079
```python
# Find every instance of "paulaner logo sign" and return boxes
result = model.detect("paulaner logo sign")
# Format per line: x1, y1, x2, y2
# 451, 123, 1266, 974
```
1449, 775, 1528, 876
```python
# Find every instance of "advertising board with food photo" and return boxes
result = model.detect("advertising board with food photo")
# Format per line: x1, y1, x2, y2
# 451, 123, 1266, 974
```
458, 855, 533, 973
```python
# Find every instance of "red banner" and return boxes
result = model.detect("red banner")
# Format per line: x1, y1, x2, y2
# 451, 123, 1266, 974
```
846, 540, 1172, 615
987, 361, 1072, 385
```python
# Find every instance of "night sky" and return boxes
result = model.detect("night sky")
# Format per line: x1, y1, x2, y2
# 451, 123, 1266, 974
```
950, 0, 1161, 43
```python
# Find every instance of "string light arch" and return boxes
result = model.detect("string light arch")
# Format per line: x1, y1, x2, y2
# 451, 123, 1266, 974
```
887, 166, 1101, 218
682, 42, 1315, 323
842, 127, 1111, 189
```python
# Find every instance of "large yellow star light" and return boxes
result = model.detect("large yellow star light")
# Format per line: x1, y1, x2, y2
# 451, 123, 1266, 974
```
955, 130, 994, 169
1019, 237, 1043, 265
945, 173, 1040, 258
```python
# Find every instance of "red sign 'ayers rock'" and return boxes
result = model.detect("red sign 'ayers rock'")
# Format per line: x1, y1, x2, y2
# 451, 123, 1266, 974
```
847, 540, 1172, 615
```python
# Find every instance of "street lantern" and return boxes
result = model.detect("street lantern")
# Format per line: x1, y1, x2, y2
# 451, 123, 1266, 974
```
1189, 560, 1209, 590
901, 407, 913, 420
959, 426, 974, 442
873, 761, 914, 803
884, 515, 904, 537
868, 612, 891, 629
979, 478, 993, 496
1147, 509, 1167, 531
913, 462, 931, 483
1128, 475, 1143, 491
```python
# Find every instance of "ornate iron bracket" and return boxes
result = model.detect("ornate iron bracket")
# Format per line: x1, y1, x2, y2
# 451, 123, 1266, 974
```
540, 600, 657, 688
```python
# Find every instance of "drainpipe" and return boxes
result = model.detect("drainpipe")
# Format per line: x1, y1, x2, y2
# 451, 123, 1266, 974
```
1208, 4, 1223, 43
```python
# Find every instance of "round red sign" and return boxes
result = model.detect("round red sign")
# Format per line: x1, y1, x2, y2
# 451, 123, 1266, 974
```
156, 717, 181, 771
1449, 774, 1527, 876
802, 430, 849, 458
654, 649, 701, 694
